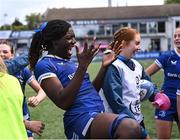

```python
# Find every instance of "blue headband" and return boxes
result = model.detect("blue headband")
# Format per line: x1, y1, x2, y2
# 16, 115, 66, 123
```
34, 22, 47, 33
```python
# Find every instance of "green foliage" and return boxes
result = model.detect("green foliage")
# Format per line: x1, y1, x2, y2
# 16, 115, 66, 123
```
0, 18, 25, 31
165, 0, 180, 4
0, 13, 42, 30
0, 24, 12, 30
11, 25, 28, 31
11, 18, 28, 31
0, 24, 28, 31
25, 13, 42, 30
26, 60, 179, 139
12, 18, 23, 26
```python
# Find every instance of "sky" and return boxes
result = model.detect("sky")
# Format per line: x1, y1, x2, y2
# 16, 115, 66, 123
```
0, 0, 164, 26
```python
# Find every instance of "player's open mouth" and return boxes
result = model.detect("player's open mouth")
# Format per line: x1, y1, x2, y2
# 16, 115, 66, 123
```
67, 46, 73, 57
134, 49, 140, 54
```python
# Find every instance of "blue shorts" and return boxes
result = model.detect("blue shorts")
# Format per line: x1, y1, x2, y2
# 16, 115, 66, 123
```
155, 98, 179, 122
64, 111, 100, 139
23, 98, 33, 137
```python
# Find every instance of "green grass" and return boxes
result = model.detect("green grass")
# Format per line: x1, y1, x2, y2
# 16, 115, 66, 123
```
26, 60, 179, 139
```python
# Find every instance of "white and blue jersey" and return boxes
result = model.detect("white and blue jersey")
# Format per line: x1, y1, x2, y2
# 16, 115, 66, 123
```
34, 55, 104, 139
102, 56, 145, 123
15, 67, 34, 137
155, 50, 180, 122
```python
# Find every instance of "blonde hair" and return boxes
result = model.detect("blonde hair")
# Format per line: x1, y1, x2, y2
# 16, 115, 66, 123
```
0, 57, 7, 73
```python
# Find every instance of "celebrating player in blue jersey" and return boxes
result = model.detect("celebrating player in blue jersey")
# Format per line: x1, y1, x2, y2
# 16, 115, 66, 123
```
29, 19, 146, 139
146, 27, 180, 139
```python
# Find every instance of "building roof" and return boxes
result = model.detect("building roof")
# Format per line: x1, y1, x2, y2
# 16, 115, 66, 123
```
0, 30, 11, 39
10, 31, 34, 39
43, 4, 180, 21
0, 30, 34, 40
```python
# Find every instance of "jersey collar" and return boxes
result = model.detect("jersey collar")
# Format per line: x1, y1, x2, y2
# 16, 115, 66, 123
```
42, 54, 70, 62
117, 55, 135, 71
174, 48, 180, 57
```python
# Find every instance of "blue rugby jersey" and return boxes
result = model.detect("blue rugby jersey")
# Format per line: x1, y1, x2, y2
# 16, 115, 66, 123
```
155, 50, 180, 99
15, 67, 34, 93
34, 55, 104, 125
14, 66, 34, 137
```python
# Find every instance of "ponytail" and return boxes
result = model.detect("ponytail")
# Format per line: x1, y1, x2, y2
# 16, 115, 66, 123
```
29, 32, 43, 70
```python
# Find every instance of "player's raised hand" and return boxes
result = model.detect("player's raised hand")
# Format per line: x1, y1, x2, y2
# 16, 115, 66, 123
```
75, 39, 100, 70
102, 41, 122, 67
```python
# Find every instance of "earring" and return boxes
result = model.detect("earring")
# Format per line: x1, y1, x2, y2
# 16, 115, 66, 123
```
41, 45, 46, 50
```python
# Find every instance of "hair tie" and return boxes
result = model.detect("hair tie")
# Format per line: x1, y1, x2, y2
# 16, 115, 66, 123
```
34, 22, 47, 33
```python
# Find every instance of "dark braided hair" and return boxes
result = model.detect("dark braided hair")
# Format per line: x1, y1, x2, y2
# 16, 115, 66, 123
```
29, 19, 71, 70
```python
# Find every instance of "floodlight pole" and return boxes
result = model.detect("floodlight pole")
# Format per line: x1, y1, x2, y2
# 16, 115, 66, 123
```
108, 0, 112, 7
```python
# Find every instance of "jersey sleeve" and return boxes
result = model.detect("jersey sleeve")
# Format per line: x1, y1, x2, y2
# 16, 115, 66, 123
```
141, 67, 159, 102
23, 67, 34, 84
34, 60, 57, 84
141, 67, 151, 81
155, 51, 170, 68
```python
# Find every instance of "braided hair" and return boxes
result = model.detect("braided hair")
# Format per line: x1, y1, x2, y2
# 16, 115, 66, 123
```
111, 27, 139, 49
29, 19, 71, 70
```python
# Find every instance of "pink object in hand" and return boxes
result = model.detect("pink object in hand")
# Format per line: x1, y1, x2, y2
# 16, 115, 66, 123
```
154, 92, 171, 110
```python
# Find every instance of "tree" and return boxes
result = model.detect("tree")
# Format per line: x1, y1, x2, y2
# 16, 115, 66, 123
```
0, 24, 11, 30
11, 18, 28, 31
165, 0, 180, 4
25, 13, 42, 30
11, 25, 28, 31
12, 18, 23, 26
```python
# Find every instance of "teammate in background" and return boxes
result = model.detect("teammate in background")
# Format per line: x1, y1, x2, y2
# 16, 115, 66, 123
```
102, 27, 152, 138
0, 40, 46, 140
0, 40, 29, 75
102, 27, 171, 139
146, 27, 180, 139
0, 57, 28, 139
29, 19, 146, 139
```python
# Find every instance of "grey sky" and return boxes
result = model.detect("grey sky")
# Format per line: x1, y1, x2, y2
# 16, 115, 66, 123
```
0, 0, 164, 26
